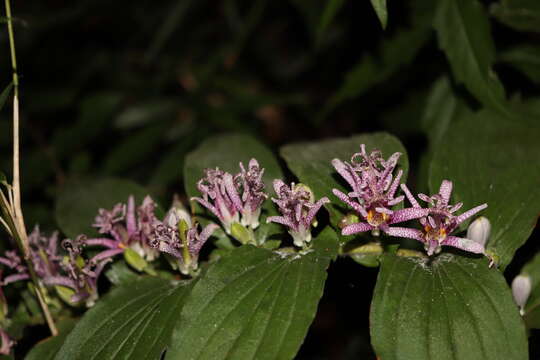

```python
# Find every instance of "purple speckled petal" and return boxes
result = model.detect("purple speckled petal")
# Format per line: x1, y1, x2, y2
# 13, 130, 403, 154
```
443, 236, 485, 254
191, 197, 220, 219
385, 227, 424, 242
224, 173, 243, 212
305, 197, 330, 226
388, 195, 404, 206
332, 159, 356, 190
455, 203, 488, 225
273, 179, 286, 195
199, 223, 219, 244
267, 215, 296, 230
417, 193, 431, 203
439, 180, 453, 205
332, 189, 368, 217
84, 238, 119, 249
90, 248, 124, 263
2, 273, 30, 285
126, 196, 137, 236
400, 184, 420, 208
375, 207, 393, 215
390, 208, 429, 224
42, 275, 77, 289
449, 202, 463, 213
342, 222, 373, 235
388, 169, 403, 198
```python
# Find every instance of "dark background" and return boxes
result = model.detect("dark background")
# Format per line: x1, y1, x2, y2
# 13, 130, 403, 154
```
0, 0, 538, 358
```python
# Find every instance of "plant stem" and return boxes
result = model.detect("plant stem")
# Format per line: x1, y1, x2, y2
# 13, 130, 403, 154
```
4, 0, 58, 336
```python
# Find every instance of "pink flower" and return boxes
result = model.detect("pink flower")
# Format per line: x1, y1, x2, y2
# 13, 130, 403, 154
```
332, 144, 427, 237
267, 180, 329, 248
387, 180, 488, 256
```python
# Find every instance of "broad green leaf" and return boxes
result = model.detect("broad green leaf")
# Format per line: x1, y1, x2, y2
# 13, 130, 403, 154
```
429, 109, 540, 269
53, 92, 123, 159
416, 77, 471, 193
371, 253, 528, 360
280, 133, 408, 228
168, 227, 338, 360
320, 0, 434, 120
105, 261, 140, 286
499, 45, 540, 84
25, 319, 76, 360
321, 26, 430, 119
433, 0, 506, 110
491, 0, 540, 33
56, 277, 195, 360
370, 0, 388, 29
55, 178, 152, 239
517, 251, 540, 328
103, 123, 167, 174
183, 133, 283, 212
315, 0, 345, 46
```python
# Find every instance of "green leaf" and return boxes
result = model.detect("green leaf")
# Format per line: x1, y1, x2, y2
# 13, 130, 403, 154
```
56, 277, 195, 360
183, 133, 283, 212
105, 261, 140, 285
322, 26, 430, 119
370, 0, 388, 29
280, 133, 408, 228
315, 0, 345, 46
416, 77, 471, 192
0, 83, 13, 113
370, 253, 528, 360
433, 0, 506, 110
429, 109, 540, 269
320, 0, 434, 120
517, 251, 540, 328
499, 45, 540, 84
55, 178, 152, 239
168, 227, 338, 360
103, 123, 167, 174
491, 0, 540, 33
25, 319, 77, 360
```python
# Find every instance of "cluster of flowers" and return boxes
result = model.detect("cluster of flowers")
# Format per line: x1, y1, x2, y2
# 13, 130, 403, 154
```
192, 159, 329, 249
0, 144, 491, 355
332, 144, 488, 256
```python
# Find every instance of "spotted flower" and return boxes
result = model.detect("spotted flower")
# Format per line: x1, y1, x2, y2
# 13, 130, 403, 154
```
387, 180, 488, 256
267, 180, 329, 248
192, 159, 267, 233
332, 144, 427, 236
150, 208, 218, 275
0, 226, 62, 286
84, 195, 159, 263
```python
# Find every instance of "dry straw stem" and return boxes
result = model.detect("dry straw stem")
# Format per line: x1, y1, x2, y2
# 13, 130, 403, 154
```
3, 0, 58, 336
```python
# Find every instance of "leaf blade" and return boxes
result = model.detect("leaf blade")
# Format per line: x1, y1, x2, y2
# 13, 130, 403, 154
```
370, 254, 528, 360
168, 228, 337, 360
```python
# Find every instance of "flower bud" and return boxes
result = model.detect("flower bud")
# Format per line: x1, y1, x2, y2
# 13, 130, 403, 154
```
511, 274, 531, 315
466, 216, 491, 247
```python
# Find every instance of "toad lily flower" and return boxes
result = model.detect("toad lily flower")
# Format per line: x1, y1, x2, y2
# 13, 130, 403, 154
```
0, 226, 62, 286
84, 195, 159, 265
236, 159, 267, 229
267, 180, 329, 248
54, 236, 110, 307
332, 144, 427, 237
150, 209, 218, 275
192, 159, 267, 234
387, 180, 488, 256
